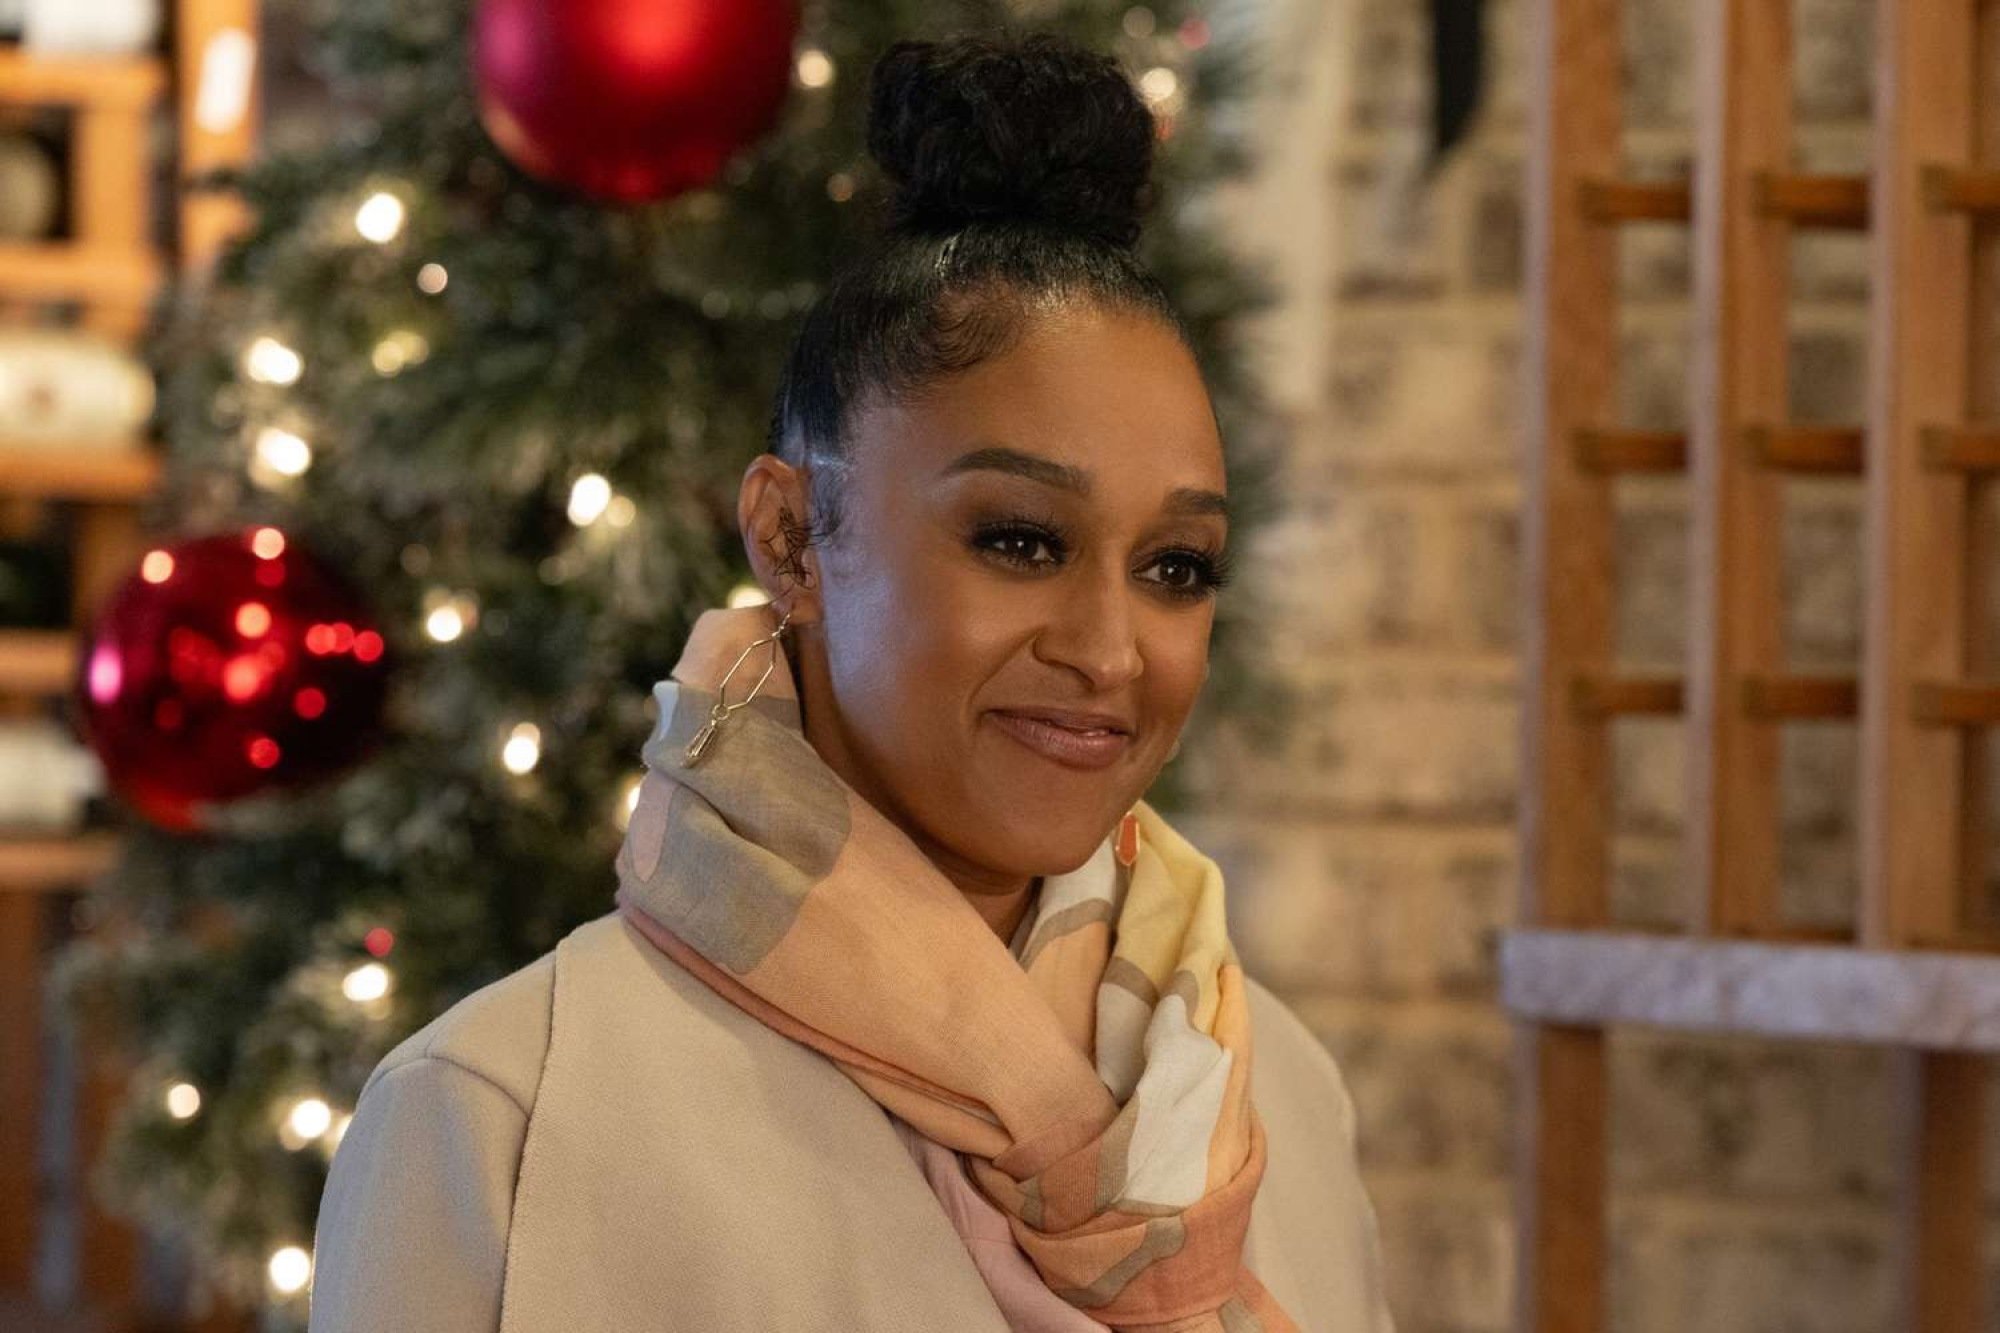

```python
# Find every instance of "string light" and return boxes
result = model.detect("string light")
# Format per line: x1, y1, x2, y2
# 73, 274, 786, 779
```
795, 48, 834, 88
341, 962, 391, 1003
616, 771, 644, 831
243, 336, 302, 385
726, 582, 770, 608
253, 426, 312, 480
502, 722, 541, 775
417, 262, 448, 294
279, 1094, 335, 1150
164, 1081, 201, 1119
1138, 66, 1179, 108
267, 1245, 312, 1295
422, 588, 479, 643
354, 191, 406, 244
371, 329, 429, 376
567, 473, 612, 525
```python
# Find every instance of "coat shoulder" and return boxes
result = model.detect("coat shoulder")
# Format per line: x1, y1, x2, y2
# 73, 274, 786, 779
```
363, 947, 557, 1116
1239, 969, 1360, 1151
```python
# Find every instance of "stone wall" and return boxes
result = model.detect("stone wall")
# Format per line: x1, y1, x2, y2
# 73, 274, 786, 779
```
1182, 1, 1971, 1329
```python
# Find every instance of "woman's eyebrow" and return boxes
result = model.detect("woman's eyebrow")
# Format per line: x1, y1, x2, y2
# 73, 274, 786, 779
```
939, 443, 1230, 520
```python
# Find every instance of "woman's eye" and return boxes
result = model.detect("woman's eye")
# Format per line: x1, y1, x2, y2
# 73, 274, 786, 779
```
1152, 554, 1203, 589
973, 524, 1062, 567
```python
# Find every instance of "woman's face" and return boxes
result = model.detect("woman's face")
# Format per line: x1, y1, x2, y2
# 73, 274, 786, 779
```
747, 301, 1228, 884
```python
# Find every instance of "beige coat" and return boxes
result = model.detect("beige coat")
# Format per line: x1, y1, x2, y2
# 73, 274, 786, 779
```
306, 911, 1396, 1331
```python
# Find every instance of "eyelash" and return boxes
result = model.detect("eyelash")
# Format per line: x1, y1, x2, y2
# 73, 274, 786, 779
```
969, 515, 1237, 602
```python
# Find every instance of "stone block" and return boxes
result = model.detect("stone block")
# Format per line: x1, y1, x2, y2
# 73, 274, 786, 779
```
1609, 1027, 1896, 1201
1325, 325, 1525, 473
1610, 1203, 1894, 1333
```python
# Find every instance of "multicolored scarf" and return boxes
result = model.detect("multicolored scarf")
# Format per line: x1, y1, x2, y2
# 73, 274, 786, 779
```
611, 602, 1299, 1332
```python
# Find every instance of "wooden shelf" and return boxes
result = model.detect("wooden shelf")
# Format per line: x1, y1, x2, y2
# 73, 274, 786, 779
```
0, 244, 161, 304
0, 830, 118, 896
0, 51, 167, 109
0, 444, 160, 502
1501, 927, 2000, 1051
0, 629, 76, 695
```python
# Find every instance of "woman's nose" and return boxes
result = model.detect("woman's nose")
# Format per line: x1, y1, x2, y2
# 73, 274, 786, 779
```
1032, 569, 1143, 691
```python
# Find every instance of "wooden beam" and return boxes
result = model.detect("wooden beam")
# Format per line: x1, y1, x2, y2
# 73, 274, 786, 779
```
1753, 171, 1871, 228
1519, 1, 1619, 1328
0, 445, 160, 502
1577, 177, 1691, 222
0, 52, 165, 108
1746, 424, 1866, 473
1686, 0, 1792, 939
1571, 428, 1687, 472
1569, 672, 1682, 717
1740, 673, 1859, 719
1861, 0, 1975, 953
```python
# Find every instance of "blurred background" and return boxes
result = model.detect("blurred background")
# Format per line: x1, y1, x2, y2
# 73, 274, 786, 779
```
0, 0, 1970, 1330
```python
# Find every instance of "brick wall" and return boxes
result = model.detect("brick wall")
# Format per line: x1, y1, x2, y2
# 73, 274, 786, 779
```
1184, 1, 1975, 1328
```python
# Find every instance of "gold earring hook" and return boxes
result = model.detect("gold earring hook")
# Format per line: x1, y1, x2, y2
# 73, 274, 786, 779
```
683, 606, 794, 765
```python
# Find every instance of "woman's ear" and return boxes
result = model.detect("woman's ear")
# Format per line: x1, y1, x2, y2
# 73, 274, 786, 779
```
737, 453, 824, 626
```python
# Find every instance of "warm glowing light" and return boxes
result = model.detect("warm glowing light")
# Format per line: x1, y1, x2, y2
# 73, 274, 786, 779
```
1139, 66, 1179, 106
795, 48, 834, 88
268, 1245, 311, 1294
1122, 6, 1156, 37
246, 735, 281, 769
618, 771, 644, 830
363, 926, 394, 957
288, 1097, 333, 1140
567, 473, 611, 526
417, 262, 448, 294
726, 582, 771, 608
141, 550, 174, 583
244, 336, 302, 385
342, 962, 391, 1002
353, 629, 385, 663
293, 686, 326, 719
252, 527, 286, 559
235, 602, 271, 637
502, 721, 541, 775
425, 604, 465, 642
605, 494, 636, 528
165, 1082, 201, 1119
255, 427, 311, 477
355, 191, 406, 243
371, 329, 429, 376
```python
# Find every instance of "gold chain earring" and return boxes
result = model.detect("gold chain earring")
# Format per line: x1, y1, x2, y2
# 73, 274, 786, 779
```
684, 606, 795, 766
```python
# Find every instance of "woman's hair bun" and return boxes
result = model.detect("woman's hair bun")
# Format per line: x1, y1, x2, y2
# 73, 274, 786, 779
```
865, 32, 1157, 251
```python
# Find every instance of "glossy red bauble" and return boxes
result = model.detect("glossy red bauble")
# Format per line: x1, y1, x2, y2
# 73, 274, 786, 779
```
472, 0, 799, 205
70, 528, 395, 832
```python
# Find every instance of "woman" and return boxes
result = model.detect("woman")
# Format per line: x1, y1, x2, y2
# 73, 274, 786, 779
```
307, 29, 1394, 1333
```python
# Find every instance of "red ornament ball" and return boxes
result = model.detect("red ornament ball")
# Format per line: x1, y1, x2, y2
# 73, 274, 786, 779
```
71, 528, 395, 833
472, 0, 800, 205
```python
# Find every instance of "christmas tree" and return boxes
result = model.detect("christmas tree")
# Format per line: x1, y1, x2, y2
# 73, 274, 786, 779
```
49, 0, 1292, 1325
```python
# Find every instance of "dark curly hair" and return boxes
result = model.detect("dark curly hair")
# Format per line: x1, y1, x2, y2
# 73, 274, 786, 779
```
766, 29, 1196, 552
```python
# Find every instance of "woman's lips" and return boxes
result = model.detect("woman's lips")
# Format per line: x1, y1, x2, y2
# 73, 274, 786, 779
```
985, 710, 1132, 771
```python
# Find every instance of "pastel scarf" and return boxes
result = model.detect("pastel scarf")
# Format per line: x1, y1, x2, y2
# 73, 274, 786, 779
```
611, 602, 1299, 1332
